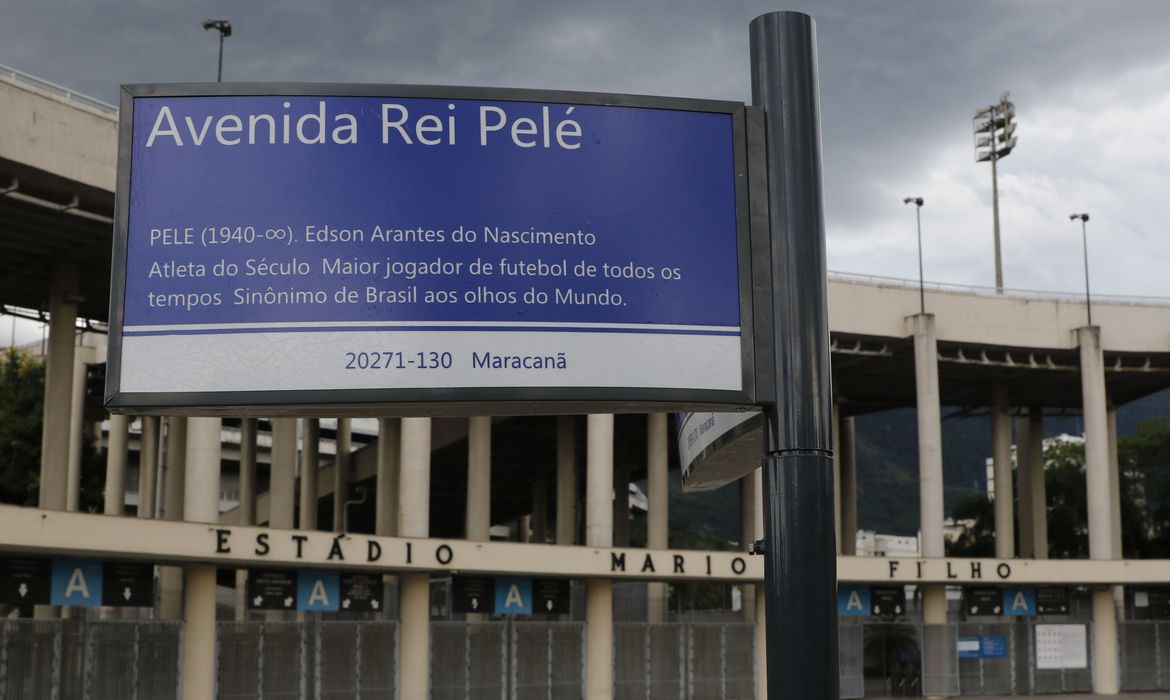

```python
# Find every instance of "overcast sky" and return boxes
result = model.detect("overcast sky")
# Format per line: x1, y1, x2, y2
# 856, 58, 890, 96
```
3, 0, 1170, 345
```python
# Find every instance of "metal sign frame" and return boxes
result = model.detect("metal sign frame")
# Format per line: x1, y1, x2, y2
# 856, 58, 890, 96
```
106, 83, 759, 416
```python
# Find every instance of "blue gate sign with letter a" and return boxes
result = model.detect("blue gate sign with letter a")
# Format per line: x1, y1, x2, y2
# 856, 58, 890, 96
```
495, 576, 532, 615
297, 570, 340, 612
837, 585, 871, 617
51, 559, 103, 607
1002, 586, 1037, 616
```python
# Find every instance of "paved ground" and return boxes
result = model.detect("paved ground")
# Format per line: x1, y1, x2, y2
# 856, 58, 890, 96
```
949, 695, 1159, 699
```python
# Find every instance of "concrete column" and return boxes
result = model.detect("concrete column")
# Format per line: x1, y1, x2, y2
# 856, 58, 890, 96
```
104, 414, 129, 516
38, 260, 78, 512
182, 417, 221, 700
923, 585, 947, 625
300, 419, 319, 530
182, 564, 217, 700
1079, 327, 1113, 561
613, 462, 629, 547
1015, 416, 1035, 559
531, 477, 548, 544
399, 571, 429, 693
840, 417, 858, 555
912, 314, 944, 560
465, 416, 491, 542
1107, 407, 1122, 558
585, 414, 613, 700
991, 383, 1014, 558
137, 416, 160, 519
1027, 411, 1047, 558
1079, 326, 1119, 695
270, 418, 297, 530
646, 413, 668, 623
99, 413, 130, 621
739, 471, 757, 624
184, 418, 222, 521
913, 314, 951, 696
161, 416, 188, 620
233, 417, 256, 621
65, 346, 90, 511
374, 417, 398, 622
1093, 587, 1120, 695
555, 416, 577, 545
163, 417, 190, 521
374, 418, 398, 537
237, 418, 256, 525
332, 418, 352, 531
398, 417, 431, 700
398, 418, 431, 536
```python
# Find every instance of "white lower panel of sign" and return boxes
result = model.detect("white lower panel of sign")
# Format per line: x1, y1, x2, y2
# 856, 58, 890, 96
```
119, 329, 742, 393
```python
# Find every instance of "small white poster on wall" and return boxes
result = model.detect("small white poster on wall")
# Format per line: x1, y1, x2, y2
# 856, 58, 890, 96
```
1035, 624, 1088, 670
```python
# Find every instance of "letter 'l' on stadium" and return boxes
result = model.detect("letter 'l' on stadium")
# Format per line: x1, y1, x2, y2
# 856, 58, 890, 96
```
3, 7, 1170, 700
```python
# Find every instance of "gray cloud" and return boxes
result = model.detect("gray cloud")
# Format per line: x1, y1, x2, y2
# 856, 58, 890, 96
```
2, 0, 1170, 300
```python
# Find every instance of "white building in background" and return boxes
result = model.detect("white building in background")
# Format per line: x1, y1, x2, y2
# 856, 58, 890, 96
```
854, 530, 920, 558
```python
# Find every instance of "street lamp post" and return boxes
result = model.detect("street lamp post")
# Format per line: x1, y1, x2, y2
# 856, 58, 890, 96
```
1070, 213, 1092, 325
201, 19, 232, 82
903, 197, 925, 314
974, 93, 1018, 293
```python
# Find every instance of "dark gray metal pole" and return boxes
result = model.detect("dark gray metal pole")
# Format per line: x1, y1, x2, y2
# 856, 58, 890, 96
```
217, 34, 224, 83
916, 203, 925, 314
1079, 215, 1091, 325
750, 11, 838, 700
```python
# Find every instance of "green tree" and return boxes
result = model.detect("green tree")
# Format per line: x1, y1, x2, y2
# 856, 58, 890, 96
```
946, 492, 994, 557
1043, 440, 1089, 558
0, 348, 44, 505
1120, 417, 1170, 556
946, 422, 1170, 560
0, 347, 106, 511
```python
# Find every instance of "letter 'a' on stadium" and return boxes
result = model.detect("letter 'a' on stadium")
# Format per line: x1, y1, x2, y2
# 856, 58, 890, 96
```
105, 84, 766, 418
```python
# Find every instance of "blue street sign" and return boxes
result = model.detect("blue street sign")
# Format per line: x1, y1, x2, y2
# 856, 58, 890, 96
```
958, 635, 1009, 659
981, 635, 1008, 658
837, 585, 871, 617
297, 570, 340, 612
495, 576, 532, 615
51, 559, 103, 607
111, 90, 748, 408
1002, 586, 1037, 616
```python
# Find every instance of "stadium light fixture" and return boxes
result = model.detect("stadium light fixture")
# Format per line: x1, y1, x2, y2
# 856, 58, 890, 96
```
973, 92, 1017, 293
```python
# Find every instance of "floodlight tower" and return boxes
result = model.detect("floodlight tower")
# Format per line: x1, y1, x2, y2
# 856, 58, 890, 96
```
973, 92, 1018, 293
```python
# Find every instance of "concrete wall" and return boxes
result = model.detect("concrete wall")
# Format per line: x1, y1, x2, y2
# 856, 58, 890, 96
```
830, 276, 1170, 353
0, 76, 117, 192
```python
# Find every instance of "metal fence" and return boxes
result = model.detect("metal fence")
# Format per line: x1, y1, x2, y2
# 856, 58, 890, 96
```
431, 620, 585, 699
0, 619, 182, 700
838, 620, 1095, 697
0, 617, 1129, 698
1120, 620, 1170, 692
614, 622, 755, 700
218, 620, 397, 699
953, 622, 1093, 696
